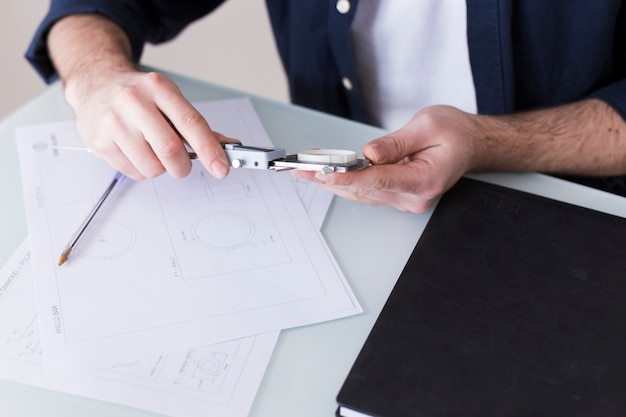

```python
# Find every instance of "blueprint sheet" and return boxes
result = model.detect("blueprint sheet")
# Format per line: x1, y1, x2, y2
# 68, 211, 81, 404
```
17, 98, 361, 374
0, 239, 278, 417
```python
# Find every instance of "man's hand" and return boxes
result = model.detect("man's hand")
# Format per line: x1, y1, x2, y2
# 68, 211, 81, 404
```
291, 106, 478, 213
69, 70, 231, 180
48, 14, 231, 181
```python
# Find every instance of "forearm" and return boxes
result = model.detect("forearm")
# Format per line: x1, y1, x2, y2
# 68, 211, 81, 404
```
48, 14, 137, 108
471, 98, 626, 177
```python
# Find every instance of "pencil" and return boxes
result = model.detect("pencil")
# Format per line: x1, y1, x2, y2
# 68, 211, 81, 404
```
57, 171, 126, 266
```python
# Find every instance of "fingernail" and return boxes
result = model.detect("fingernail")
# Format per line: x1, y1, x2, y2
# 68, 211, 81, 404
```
368, 142, 385, 162
211, 160, 229, 179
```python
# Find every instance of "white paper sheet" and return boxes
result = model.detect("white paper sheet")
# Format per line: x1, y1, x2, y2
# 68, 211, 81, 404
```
0, 239, 278, 417
17, 98, 361, 373
292, 175, 334, 229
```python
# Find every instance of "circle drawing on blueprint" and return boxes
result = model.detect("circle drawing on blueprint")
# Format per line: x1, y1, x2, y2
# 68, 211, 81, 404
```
75, 219, 137, 261
192, 211, 254, 250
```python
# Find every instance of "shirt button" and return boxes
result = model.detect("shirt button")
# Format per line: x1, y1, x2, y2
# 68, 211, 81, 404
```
342, 76, 353, 91
336, 0, 351, 14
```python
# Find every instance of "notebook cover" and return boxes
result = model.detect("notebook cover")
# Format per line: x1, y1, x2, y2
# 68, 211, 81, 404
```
336, 177, 626, 417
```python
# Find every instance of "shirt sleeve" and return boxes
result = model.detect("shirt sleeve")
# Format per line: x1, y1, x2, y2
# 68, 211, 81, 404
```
25, 0, 225, 83
587, 80, 626, 124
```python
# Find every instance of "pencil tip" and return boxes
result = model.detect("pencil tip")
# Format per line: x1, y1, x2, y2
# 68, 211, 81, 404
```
58, 247, 71, 266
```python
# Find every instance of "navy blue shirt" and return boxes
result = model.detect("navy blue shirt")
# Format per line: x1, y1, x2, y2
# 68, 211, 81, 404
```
26, 0, 626, 193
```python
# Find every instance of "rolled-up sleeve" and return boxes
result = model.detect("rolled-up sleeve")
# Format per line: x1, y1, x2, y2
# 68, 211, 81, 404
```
587, 80, 626, 124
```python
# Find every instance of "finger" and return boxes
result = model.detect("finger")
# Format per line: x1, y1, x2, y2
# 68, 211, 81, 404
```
84, 76, 187, 179
106, 102, 188, 179
151, 76, 230, 179
87, 133, 146, 181
291, 166, 437, 213
363, 132, 422, 165
317, 162, 451, 201
311, 164, 412, 194
289, 169, 317, 181
294, 165, 415, 197
106, 153, 145, 181
212, 131, 241, 145
135, 108, 192, 179
79, 112, 149, 181
363, 107, 449, 166
316, 182, 435, 213
290, 169, 383, 203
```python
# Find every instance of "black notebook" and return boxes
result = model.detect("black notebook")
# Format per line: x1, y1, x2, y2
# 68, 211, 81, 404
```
337, 178, 626, 417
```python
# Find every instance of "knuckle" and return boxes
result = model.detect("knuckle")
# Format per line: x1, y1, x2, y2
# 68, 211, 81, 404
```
179, 108, 205, 128
410, 107, 447, 138
155, 139, 181, 159
142, 71, 172, 89
98, 108, 121, 129
114, 83, 143, 105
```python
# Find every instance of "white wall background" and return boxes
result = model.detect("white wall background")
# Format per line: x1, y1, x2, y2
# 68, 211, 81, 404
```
1, 0, 288, 119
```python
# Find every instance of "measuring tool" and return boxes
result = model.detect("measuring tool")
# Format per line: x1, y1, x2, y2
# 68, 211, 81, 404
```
189, 143, 371, 174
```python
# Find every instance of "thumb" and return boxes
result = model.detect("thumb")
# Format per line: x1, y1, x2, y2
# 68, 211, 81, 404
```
363, 131, 415, 165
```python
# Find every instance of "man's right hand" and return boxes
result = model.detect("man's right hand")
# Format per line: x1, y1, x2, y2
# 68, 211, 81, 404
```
48, 14, 231, 181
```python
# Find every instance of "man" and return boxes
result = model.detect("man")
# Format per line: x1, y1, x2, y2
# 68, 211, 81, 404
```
27, 1, 626, 213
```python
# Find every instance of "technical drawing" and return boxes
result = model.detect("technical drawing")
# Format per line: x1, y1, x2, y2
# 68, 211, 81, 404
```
100, 355, 167, 380
178, 174, 250, 204
75, 219, 137, 261
192, 352, 229, 383
176, 340, 240, 393
192, 211, 255, 250
3, 314, 42, 363
156, 167, 292, 280
208, 181, 250, 203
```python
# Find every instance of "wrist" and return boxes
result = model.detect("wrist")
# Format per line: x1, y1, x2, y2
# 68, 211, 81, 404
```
465, 114, 516, 173
48, 14, 137, 110
63, 63, 136, 111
